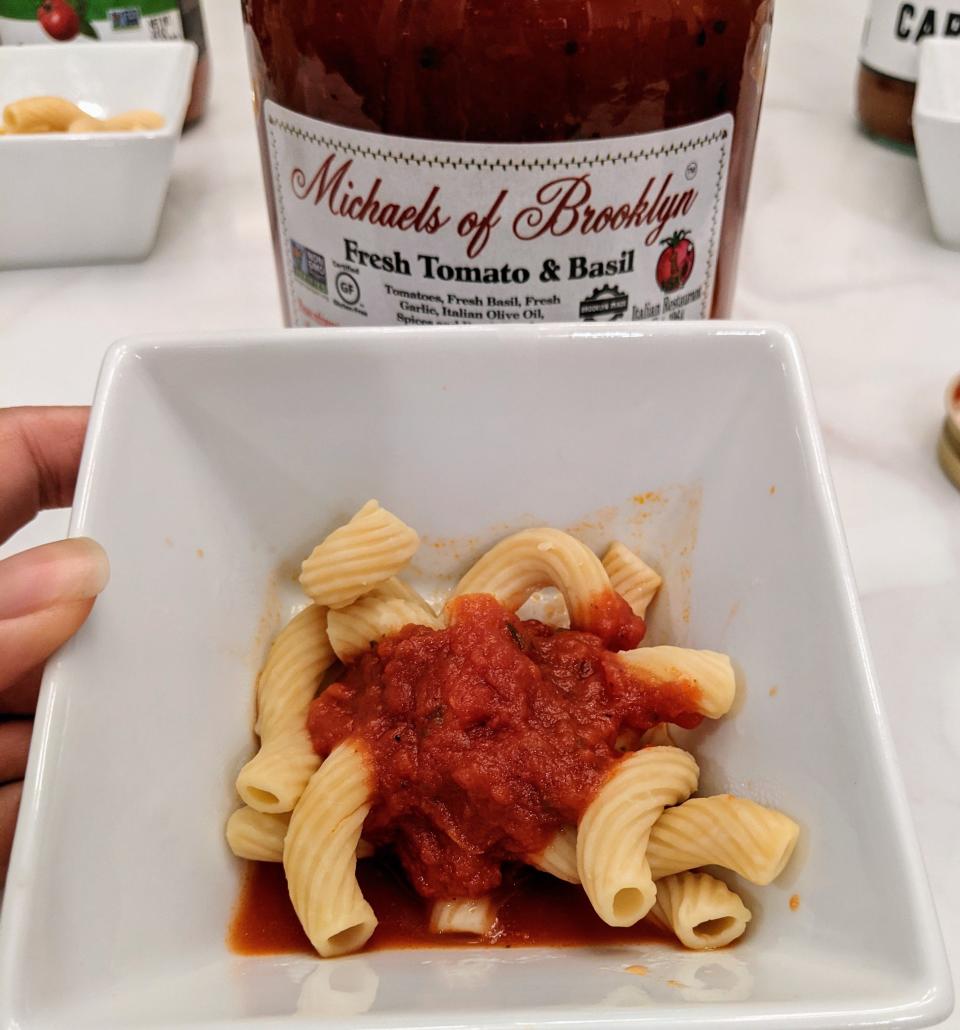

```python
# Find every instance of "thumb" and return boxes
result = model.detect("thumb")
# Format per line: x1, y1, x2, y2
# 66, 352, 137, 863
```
0, 538, 109, 622
0, 539, 109, 692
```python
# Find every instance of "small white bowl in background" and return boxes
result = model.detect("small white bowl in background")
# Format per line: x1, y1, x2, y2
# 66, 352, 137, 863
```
914, 38, 960, 249
0, 41, 196, 269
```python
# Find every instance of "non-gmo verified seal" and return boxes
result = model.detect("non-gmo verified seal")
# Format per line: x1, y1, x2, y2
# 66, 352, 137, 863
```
290, 240, 328, 295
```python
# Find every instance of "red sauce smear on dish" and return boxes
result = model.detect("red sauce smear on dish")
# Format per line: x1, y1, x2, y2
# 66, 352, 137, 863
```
229, 856, 679, 954
308, 593, 703, 899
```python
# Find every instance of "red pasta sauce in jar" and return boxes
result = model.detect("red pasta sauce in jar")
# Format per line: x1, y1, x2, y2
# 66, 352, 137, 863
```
241, 0, 773, 328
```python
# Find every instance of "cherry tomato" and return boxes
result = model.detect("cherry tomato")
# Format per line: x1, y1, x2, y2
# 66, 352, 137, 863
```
37, 0, 80, 42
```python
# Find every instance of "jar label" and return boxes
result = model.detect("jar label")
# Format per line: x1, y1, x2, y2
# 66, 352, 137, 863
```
860, 0, 960, 81
0, 0, 183, 43
264, 100, 733, 328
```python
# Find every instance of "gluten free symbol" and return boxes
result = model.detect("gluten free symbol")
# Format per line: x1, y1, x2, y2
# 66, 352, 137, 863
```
335, 271, 360, 306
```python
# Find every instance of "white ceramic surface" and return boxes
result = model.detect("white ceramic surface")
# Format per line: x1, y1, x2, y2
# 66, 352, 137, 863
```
914, 39, 960, 249
0, 41, 196, 269
0, 323, 951, 1029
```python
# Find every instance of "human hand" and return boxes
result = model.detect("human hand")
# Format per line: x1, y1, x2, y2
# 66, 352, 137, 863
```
0, 407, 109, 887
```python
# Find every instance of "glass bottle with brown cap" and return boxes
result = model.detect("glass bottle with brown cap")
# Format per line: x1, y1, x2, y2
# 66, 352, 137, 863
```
857, 1, 960, 149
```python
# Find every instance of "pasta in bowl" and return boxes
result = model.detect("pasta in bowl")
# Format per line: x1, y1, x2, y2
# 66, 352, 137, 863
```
226, 500, 799, 958
0, 96, 165, 135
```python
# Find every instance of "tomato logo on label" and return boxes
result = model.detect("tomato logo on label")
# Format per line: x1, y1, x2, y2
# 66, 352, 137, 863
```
655, 230, 695, 294
37, 0, 99, 41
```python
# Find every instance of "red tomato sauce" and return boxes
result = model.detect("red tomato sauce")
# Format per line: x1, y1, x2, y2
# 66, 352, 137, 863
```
577, 590, 646, 651
308, 594, 703, 900
229, 855, 678, 955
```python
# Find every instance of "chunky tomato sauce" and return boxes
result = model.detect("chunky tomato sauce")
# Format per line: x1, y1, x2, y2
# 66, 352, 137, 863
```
229, 856, 678, 955
576, 590, 646, 651
308, 594, 703, 899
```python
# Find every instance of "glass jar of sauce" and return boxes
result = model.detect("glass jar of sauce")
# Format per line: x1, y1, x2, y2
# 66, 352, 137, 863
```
242, 0, 773, 327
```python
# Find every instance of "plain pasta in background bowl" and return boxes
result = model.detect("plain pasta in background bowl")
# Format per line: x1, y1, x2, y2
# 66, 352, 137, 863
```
0, 41, 195, 269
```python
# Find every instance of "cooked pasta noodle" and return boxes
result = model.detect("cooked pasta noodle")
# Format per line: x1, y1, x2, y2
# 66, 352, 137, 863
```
617, 646, 736, 719
577, 746, 699, 926
226, 807, 375, 864
2, 96, 165, 134
235, 604, 334, 813
452, 527, 615, 630
429, 896, 499, 936
646, 871, 751, 950
3, 96, 82, 133
528, 788, 798, 893
327, 578, 443, 663
101, 109, 166, 130
647, 795, 799, 884
616, 721, 677, 753
226, 806, 290, 862
300, 500, 420, 609
376, 576, 435, 608
602, 542, 662, 618
528, 823, 579, 883
65, 114, 108, 133
283, 739, 378, 957
640, 723, 677, 748
228, 511, 798, 959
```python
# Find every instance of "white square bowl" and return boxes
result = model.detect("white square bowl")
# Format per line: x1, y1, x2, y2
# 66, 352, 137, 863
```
0, 41, 196, 269
915, 38, 960, 248
0, 322, 952, 1030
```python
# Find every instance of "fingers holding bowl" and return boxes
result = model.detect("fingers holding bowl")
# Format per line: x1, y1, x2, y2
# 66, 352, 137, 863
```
0, 781, 23, 889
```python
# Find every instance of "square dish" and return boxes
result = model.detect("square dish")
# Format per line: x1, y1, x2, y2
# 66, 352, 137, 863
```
914, 38, 960, 249
0, 41, 196, 269
0, 322, 951, 1029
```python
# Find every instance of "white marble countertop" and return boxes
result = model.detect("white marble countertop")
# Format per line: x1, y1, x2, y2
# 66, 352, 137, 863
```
1, 0, 957, 1022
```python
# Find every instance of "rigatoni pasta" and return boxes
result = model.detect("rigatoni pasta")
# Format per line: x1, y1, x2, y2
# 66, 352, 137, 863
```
528, 823, 579, 883
646, 871, 752, 950
226, 807, 290, 862
429, 896, 499, 936
1, 96, 165, 134
451, 526, 646, 647
283, 739, 378, 957
602, 541, 663, 618
647, 795, 800, 884
617, 646, 737, 719
576, 746, 699, 925
453, 526, 613, 616
300, 499, 420, 609
2, 96, 83, 133
227, 505, 800, 958
235, 603, 333, 813
327, 579, 442, 663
